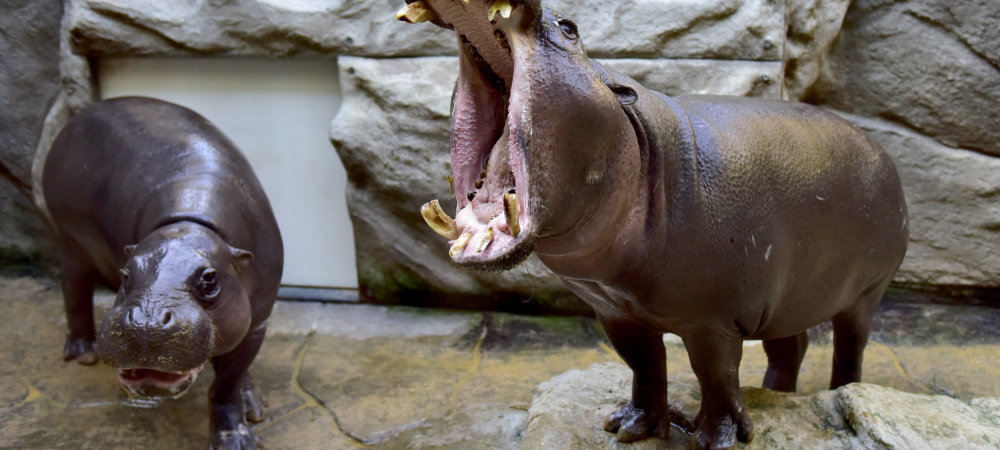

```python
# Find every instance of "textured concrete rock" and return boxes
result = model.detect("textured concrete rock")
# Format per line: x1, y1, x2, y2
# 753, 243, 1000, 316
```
810, 0, 1000, 156
600, 59, 782, 99
782, 0, 851, 99
544, 0, 785, 61
66, 0, 785, 61
525, 362, 1000, 449
330, 56, 792, 310
834, 113, 1000, 286
0, 0, 63, 267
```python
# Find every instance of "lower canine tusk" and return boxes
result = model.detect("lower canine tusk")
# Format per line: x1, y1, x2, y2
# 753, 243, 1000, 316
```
503, 193, 520, 237
450, 232, 473, 257
475, 228, 494, 253
421, 199, 459, 240
489, 0, 513, 20
396, 1, 438, 23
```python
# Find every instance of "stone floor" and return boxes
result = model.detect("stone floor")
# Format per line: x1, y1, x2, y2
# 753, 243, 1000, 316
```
1, 274, 998, 449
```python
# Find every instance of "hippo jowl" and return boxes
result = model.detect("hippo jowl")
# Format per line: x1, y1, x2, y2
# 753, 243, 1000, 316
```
403, 1, 909, 448
41, 97, 283, 450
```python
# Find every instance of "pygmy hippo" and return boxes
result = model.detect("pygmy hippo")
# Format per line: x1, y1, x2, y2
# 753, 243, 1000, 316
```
41, 97, 283, 449
401, 1, 909, 448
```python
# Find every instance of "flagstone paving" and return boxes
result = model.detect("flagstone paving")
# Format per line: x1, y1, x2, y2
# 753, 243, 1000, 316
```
1, 274, 997, 449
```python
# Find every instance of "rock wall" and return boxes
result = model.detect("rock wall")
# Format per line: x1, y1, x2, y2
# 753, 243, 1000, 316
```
3, 0, 997, 308
0, 0, 64, 271
523, 362, 1000, 449
808, 0, 1000, 286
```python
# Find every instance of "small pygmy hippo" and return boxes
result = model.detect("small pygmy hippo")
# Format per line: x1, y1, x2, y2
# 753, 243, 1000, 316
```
402, 1, 909, 448
40, 97, 283, 449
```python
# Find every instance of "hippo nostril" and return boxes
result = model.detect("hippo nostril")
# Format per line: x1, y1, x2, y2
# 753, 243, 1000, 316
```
161, 310, 173, 327
124, 308, 133, 326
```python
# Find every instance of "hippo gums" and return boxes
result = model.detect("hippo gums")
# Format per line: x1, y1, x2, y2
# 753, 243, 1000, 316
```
401, 1, 908, 448
41, 97, 283, 449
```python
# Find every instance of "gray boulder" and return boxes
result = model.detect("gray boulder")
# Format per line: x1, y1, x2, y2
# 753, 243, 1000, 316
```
522, 362, 1000, 449
0, 0, 64, 268
809, 0, 1000, 156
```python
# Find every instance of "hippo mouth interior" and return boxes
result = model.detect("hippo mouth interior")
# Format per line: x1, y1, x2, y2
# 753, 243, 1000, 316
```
117, 363, 205, 400
404, 0, 539, 270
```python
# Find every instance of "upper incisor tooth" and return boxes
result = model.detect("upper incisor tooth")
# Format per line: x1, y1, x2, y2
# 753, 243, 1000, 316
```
396, 1, 437, 23
420, 199, 460, 240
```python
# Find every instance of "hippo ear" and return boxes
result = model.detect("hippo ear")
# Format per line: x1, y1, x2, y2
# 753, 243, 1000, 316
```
123, 244, 137, 257
607, 84, 638, 106
230, 246, 254, 269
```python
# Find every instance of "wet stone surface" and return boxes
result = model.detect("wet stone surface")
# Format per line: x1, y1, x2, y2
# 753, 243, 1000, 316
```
1, 274, 999, 449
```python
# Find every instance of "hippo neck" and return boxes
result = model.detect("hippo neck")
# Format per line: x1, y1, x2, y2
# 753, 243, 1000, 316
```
536, 79, 698, 282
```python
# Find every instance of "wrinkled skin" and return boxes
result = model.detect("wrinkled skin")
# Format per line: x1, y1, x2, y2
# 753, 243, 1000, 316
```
403, 1, 909, 448
42, 97, 283, 450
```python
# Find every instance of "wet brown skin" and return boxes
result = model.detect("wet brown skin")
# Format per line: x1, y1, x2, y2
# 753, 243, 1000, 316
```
41, 97, 283, 450
405, 1, 909, 448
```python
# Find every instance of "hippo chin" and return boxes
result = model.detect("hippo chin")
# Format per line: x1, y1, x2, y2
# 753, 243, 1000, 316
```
42, 97, 283, 450
403, 1, 909, 449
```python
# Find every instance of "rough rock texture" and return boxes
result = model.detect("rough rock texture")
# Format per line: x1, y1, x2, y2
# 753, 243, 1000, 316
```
782, 0, 852, 99
523, 362, 1000, 449
0, 0, 63, 268
809, 0, 1000, 156
66, 0, 786, 61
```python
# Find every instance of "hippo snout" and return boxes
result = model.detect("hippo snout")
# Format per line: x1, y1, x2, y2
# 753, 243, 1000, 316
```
97, 300, 214, 374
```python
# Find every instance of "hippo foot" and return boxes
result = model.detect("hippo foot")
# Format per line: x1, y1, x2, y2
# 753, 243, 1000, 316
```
242, 378, 266, 423
63, 337, 98, 365
691, 413, 753, 450
603, 403, 671, 442
212, 423, 258, 450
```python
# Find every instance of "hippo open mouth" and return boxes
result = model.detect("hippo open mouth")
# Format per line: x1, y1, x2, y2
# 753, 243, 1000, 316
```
117, 363, 206, 400
403, 0, 542, 270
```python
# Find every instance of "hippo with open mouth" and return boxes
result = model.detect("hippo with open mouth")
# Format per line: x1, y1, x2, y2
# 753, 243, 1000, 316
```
400, 1, 909, 448
41, 97, 283, 449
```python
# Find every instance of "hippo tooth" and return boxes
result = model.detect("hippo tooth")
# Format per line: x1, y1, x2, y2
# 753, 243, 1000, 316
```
420, 199, 460, 240
475, 228, 495, 253
396, 1, 437, 23
450, 231, 474, 257
503, 193, 520, 237
488, 0, 513, 21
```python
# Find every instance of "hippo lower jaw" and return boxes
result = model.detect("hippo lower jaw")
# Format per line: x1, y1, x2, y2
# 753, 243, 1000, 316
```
117, 363, 206, 400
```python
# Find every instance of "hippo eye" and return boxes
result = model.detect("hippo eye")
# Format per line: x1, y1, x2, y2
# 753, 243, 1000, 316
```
556, 18, 578, 40
196, 267, 221, 300
119, 268, 130, 291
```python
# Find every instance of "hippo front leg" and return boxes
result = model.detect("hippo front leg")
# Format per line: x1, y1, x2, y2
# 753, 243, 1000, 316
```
209, 323, 267, 450
683, 330, 752, 450
598, 316, 672, 442
56, 241, 99, 365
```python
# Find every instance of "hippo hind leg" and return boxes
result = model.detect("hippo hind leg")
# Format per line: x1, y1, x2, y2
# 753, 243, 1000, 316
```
761, 331, 809, 392
598, 316, 673, 442
829, 280, 886, 389
210, 323, 267, 450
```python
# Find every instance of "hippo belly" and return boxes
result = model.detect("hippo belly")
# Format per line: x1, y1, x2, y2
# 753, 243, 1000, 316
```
41, 96, 282, 450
